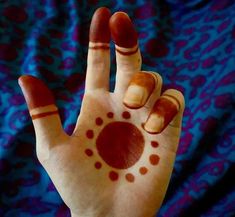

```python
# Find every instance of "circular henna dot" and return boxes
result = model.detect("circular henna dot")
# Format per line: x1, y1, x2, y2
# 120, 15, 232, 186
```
95, 117, 103, 126
109, 171, 119, 181
86, 130, 94, 139
96, 122, 144, 169
122, 111, 131, 119
85, 149, 93, 157
95, 162, 102, 169
107, 112, 114, 118
139, 167, 148, 175
149, 154, 160, 165
151, 141, 159, 148
125, 173, 135, 183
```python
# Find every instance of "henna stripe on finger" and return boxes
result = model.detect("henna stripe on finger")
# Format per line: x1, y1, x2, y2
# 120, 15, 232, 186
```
115, 46, 139, 56
115, 44, 139, 55
29, 105, 59, 120
162, 94, 181, 110
86, 7, 111, 91
110, 12, 141, 94
31, 110, 59, 120
89, 45, 110, 50
89, 42, 110, 50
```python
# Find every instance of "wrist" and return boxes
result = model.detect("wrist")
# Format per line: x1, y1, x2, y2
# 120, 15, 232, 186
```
71, 211, 94, 217
71, 211, 80, 217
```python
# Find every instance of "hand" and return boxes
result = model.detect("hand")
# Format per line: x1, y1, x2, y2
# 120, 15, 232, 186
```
19, 7, 185, 217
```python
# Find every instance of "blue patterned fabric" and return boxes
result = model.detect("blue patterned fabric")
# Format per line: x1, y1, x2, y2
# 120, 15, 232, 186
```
0, 0, 234, 216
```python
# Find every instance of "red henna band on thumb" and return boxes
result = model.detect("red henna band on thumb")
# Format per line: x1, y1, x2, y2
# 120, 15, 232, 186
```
18, 75, 56, 110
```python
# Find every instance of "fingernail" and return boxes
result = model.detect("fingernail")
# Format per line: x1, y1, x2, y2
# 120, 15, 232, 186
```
123, 85, 147, 108
144, 114, 164, 133
123, 72, 155, 108
144, 97, 179, 134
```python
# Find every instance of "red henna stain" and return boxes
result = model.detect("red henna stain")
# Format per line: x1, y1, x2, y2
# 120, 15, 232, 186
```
96, 122, 144, 169
89, 45, 110, 50
162, 94, 181, 110
107, 112, 114, 118
18, 75, 55, 110
141, 123, 145, 130
95, 117, 103, 126
115, 47, 138, 56
109, 171, 119, 181
151, 97, 179, 132
130, 72, 155, 93
89, 7, 111, 43
95, 162, 102, 169
125, 173, 135, 182
149, 154, 160, 165
86, 130, 94, 139
109, 12, 138, 48
151, 141, 159, 148
139, 167, 148, 175
122, 111, 131, 119
85, 149, 93, 157
31, 111, 58, 120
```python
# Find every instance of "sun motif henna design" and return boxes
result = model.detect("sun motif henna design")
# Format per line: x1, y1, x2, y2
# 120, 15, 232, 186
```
83, 110, 160, 183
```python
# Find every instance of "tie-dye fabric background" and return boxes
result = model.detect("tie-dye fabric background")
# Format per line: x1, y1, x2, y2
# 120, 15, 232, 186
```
0, 0, 234, 216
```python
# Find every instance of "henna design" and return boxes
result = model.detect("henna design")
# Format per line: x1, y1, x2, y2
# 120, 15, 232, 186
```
18, 75, 55, 110
144, 96, 180, 134
85, 149, 93, 157
89, 45, 110, 50
84, 111, 160, 183
31, 111, 59, 120
123, 72, 156, 109
122, 111, 131, 119
151, 98, 179, 129
95, 162, 102, 169
18, 75, 61, 121
109, 171, 119, 181
86, 130, 94, 139
139, 167, 148, 175
149, 154, 160, 165
96, 121, 144, 169
151, 141, 159, 148
115, 46, 139, 56
107, 112, 114, 118
110, 12, 138, 48
89, 7, 111, 43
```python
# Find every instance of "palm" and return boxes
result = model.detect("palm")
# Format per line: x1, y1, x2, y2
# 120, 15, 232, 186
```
42, 90, 181, 217
19, 7, 184, 217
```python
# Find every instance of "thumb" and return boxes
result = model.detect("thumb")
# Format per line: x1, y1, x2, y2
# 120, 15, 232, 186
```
18, 75, 67, 154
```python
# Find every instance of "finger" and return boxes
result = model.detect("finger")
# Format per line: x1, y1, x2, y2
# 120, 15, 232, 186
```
18, 75, 67, 147
144, 72, 163, 109
123, 71, 162, 109
143, 89, 185, 134
85, 7, 111, 92
109, 12, 141, 95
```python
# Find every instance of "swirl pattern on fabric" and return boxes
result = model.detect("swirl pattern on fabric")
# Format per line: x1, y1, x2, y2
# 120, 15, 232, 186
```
0, 0, 234, 216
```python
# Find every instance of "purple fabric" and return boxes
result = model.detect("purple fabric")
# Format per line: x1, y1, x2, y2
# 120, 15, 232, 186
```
0, 0, 234, 216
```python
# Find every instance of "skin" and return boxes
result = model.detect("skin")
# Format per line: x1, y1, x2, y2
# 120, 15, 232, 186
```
18, 7, 185, 217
